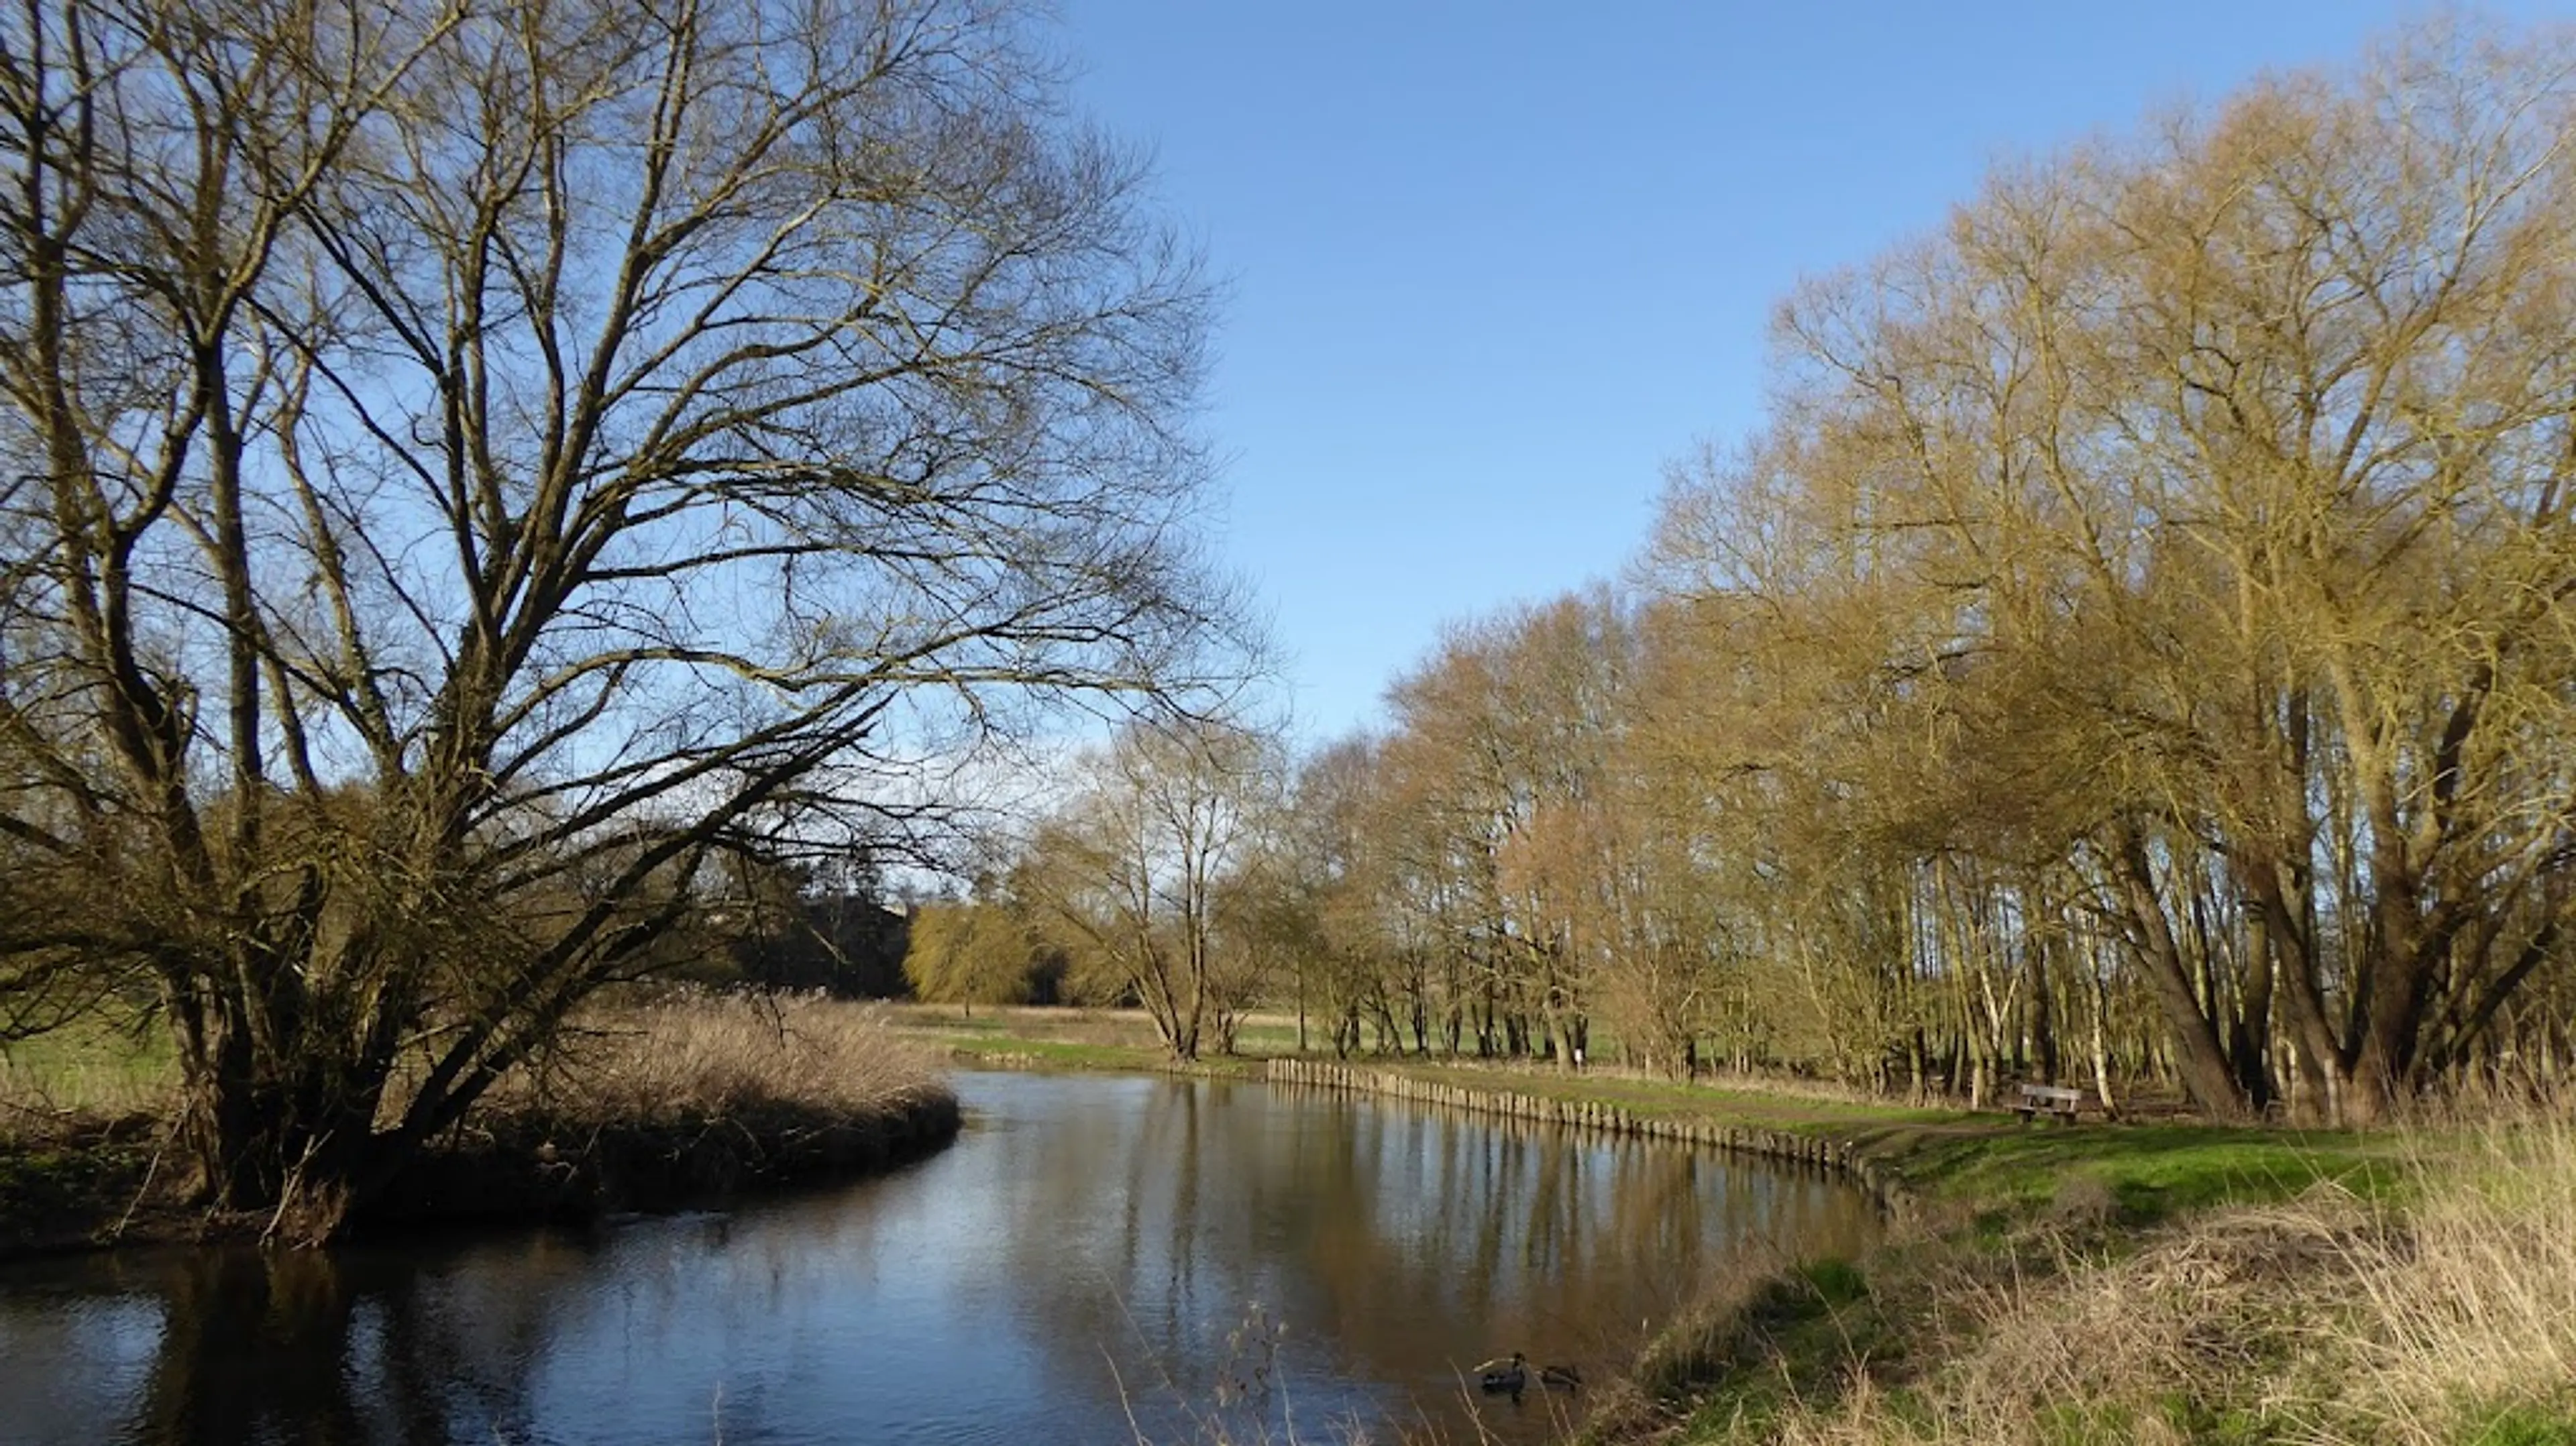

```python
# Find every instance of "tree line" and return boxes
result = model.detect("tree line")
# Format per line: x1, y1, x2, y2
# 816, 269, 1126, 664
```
937, 23, 2576, 1125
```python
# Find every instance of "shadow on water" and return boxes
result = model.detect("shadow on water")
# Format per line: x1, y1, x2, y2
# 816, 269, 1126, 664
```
136, 1249, 372, 1445
0, 1072, 1876, 1446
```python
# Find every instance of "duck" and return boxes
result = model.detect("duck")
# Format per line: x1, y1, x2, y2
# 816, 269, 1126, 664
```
1538, 1363, 1582, 1390
1474, 1351, 1528, 1397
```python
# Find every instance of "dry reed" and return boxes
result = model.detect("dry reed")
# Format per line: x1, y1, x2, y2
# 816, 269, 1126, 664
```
505, 991, 953, 1127
2310, 1118, 2576, 1443
1741, 1113, 2576, 1445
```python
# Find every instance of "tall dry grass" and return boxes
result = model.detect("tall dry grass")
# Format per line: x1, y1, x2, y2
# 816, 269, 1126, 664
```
360, 993, 959, 1229
2317, 1119, 2576, 1442
1745, 1114, 2576, 1445
502, 991, 953, 1127
1, 995, 943, 1146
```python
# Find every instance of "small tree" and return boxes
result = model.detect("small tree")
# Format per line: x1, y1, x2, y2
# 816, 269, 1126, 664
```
1018, 716, 1283, 1060
904, 897, 1058, 1013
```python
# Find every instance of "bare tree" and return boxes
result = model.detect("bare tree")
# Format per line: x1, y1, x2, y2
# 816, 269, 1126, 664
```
0, 0, 1241, 1237
1019, 715, 1283, 1060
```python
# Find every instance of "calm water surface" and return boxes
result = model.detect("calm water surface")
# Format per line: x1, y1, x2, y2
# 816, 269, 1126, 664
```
0, 1070, 1875, 1445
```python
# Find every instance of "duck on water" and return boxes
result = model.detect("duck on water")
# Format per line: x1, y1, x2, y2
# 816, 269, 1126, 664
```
1472, 1353, 1581, 1399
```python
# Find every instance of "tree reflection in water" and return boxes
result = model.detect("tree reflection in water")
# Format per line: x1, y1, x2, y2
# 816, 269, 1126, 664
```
0, 1073, 1874, 1445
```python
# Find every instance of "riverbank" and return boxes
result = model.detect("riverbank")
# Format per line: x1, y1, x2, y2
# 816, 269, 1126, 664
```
1596, 1111, 2576, 1446
1286, 1060, 2553, 1446
1243, 1052, 2469, 1445
1263, 1057, 1916, 1215
0, 995, 959, 1258
889, 1001, 1276, 1075
888, 1005, 2394, 1233
894, 1005, 2555, 1445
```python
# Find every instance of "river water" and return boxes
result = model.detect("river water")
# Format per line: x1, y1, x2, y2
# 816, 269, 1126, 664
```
0, 1070, 1875, 1445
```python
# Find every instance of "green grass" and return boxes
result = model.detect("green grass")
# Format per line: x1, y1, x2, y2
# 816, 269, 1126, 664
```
928, 1031, 1265, 1077
917, 1011, 1016, 1035
1228, 1023, 1306, 1053
934, 1033, 1162, 1068
1, 1014, 176, 1131
1854, 1120, 2404, 1228
2466, 1402, 2576, 1446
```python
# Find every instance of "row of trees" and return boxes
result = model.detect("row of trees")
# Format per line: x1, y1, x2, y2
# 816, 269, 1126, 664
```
938, 24, 2576, 1125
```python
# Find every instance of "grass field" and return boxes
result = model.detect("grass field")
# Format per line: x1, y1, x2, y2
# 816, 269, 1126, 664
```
0, 1013, 175, 1139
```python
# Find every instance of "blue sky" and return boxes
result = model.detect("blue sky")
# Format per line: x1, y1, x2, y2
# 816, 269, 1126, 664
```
1056, 1, 2569, 744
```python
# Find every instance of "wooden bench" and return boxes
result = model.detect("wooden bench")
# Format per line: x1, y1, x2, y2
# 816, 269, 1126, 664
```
2013, 1082, 2086, 1123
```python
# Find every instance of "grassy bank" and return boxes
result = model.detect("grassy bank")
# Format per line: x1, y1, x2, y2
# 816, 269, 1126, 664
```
888, 1002, 1275, 1075
0, 995, 959, 1254
898, 1005, 2536, 1446
1, 1016, 178, 1255
1596, 1115, 2576, 1446
890, 1005, 2402, 1229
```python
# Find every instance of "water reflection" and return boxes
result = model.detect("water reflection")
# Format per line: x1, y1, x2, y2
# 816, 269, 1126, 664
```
0, 1072, 1875, 1446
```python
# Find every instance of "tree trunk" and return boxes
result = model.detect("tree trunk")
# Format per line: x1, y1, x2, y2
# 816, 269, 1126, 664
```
2027, 932, 2059, 1082
2088, 965, 2120, 1120
176, 1028, 385, 1245
2112, 826, 2251, 1117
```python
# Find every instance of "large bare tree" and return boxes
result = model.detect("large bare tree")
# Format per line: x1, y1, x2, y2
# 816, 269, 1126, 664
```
0, 0, 1238, 1236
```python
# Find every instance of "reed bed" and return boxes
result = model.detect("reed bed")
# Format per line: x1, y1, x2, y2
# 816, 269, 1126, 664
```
367, 992, 963, 1226
506, 991, 953, 1127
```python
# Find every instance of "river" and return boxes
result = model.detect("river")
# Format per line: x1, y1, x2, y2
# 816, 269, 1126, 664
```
0, 1070, 1876, 1445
